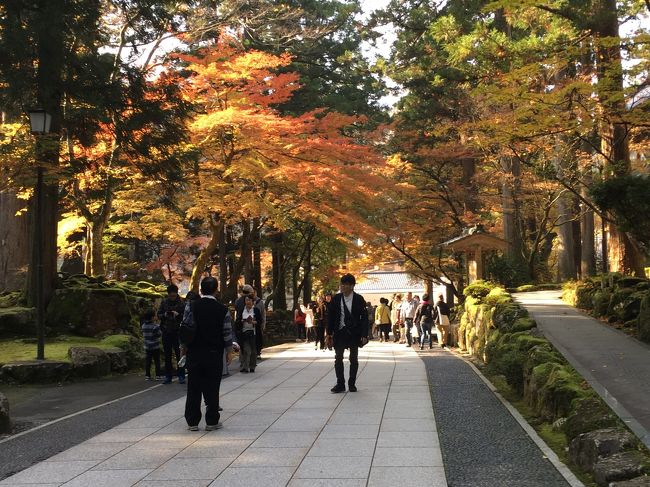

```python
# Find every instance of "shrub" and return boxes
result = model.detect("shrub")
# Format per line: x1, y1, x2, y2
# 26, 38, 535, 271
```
492, 302, 524, 330
591, 289, 612, 317
485, 253, 530, 287
484, 287, 512, 306
463, 280, 495, 300
511, 317, 536, 332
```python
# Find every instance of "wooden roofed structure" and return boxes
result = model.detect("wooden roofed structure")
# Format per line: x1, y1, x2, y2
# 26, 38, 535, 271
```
441, 225, 509, 283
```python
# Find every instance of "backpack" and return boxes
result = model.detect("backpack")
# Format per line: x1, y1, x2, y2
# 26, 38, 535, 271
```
178, 302, 196, 345
421, 303, 434, 323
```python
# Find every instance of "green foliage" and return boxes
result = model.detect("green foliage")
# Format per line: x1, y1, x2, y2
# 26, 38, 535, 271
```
591, 289, 612, 317
486, 254, 530, 288
0, 292, 23, 309
483, 287, 512, 306
512, 317, 536, 332
463, 280, 495, 299
591, 175, 650, 247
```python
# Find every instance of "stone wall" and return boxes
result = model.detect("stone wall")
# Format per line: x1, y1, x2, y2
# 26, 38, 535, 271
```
458, 281, 650, 486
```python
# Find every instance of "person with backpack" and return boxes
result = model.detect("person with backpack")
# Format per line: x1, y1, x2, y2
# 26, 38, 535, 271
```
184, 277, 234, 431
415, 294, 435, 350
435, 293, 452, 348
157, 284, 186, 384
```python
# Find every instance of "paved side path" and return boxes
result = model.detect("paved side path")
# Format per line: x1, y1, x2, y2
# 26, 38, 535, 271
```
514, 291, 650, 449
421, 348, 571, 487
0, 342, 447, 487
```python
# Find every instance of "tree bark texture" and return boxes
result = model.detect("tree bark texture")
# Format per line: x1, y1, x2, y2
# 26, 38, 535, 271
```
0, 191, 29, 291
271, 232, 287, 310
592, 0, 645, 275
26, 0, 64, 307
190, 219, 222, 293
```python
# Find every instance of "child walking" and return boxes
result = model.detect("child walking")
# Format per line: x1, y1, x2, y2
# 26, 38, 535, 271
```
141, 309, 162, 380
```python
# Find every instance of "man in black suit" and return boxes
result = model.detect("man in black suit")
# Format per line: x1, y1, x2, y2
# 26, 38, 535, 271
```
326, 274, 369, 393
184, 277, 234, 431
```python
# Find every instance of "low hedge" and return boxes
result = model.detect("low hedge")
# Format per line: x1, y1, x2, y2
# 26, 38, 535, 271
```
562, 274, 650, 343
459, 281, 626, 440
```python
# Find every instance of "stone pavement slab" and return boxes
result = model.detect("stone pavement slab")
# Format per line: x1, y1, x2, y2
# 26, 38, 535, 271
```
0, 342, 446, 487
514, 290, 650, 448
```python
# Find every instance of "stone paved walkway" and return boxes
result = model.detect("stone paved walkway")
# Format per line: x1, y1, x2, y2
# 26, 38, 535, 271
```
514, 291, 650, 449
0, 342, 446, 487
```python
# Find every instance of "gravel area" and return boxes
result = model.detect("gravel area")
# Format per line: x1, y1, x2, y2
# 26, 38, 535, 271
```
420, 348, 569, 487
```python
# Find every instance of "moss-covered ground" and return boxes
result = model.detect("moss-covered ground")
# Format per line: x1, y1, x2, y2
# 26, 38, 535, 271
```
0, 335, 128, 363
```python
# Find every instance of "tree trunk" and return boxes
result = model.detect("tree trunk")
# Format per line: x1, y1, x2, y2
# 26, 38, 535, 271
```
218, 222, 227, 300
302, 241, 312, 305
271, 232, 287, 310
190, 219, 222, 293
593, 0, 645, 276
26, 0, 64, 309
556, 190, 577, 281
242, 219, 254, 284
88, 220, 107, 276
501, 157, 522, 257
0, 191, 29, 291
252, 218, 262, 295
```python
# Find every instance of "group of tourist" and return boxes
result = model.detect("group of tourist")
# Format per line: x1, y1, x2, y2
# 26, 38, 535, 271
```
295, 290, 452, 351
140, 273, 453, 431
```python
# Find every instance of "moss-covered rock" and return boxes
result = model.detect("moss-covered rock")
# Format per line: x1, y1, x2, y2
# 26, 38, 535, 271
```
537, 365, 591, 420
101, 334, 143, 368
46, 288, 134, 337
525, 362, 563, 414
608, 288, 637, 322
593, 451, 650, 487
0, 292, 23, 309
492, 302, 525, 330
463, 280, 495, 299
564, 397, 622, 440
0, 307, 36, 336
569, 428, 638, 473
511, 317, 536, 333
638, 294, 650, 343
593, 289, 613, 317
618, 277, 648, 288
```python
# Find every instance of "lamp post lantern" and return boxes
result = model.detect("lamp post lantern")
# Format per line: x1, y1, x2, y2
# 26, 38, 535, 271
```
27, 108, 51, 361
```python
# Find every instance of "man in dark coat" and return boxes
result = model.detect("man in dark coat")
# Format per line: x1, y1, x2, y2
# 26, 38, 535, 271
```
326, 274, 369, 393
157, 284, 186, 384
184, 277, 233, 431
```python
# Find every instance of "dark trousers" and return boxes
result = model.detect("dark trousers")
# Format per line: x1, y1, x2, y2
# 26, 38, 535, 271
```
184, 348, 222, 427
163, 331, 184, 379
315, 326, 326, 349
334, 343, 359, 386
145, 349, 161, 377
255, 322, 263, 356
240, 334, 256, 371
295, 323, 305, 339
420, 322, 433, 348
379, 324, 390, 341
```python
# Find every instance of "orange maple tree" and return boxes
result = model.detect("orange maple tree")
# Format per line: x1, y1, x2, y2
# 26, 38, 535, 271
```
177, 35, 390, 290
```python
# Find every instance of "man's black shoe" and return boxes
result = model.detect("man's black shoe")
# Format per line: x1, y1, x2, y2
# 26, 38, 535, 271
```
331, 384, 346, 393
348, 384, 357, 392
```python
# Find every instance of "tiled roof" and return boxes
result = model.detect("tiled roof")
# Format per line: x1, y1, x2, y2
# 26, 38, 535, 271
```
355, 272, 425, 293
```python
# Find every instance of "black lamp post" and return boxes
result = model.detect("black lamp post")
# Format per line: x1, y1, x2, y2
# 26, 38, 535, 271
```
28, 108, 51, 360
